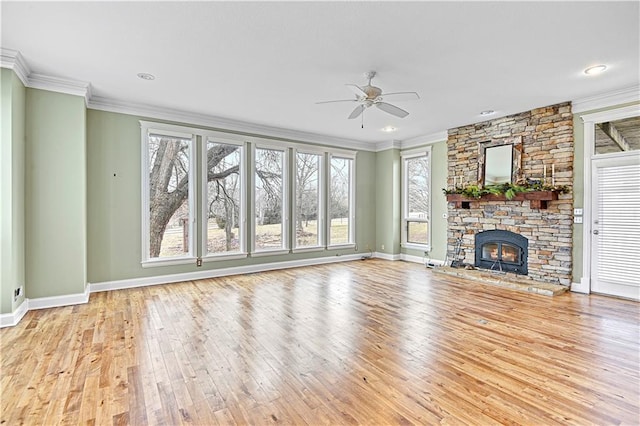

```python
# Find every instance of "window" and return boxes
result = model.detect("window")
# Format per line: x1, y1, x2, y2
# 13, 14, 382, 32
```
402, 149, 431, 249
329, 156, 355, 246
142, 125, 196, 265
141, 121, 357, 263
203, 139, 245, 257
254, 146, 288, 252
294, 151, 323, 249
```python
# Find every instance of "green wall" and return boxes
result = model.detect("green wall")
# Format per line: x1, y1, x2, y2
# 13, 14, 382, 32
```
375, 148, 400, 255
86, 109, 377, 283
1, 69, 26, 314
25, 88, 87, 299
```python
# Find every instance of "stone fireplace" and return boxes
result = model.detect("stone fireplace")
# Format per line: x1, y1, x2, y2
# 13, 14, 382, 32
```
446, 102, 574, 286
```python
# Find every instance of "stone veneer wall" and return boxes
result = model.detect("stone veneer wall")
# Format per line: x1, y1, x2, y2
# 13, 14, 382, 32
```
447, 102, 574, 285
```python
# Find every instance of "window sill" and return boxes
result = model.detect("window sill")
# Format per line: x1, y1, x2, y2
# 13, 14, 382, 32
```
327, 244, 356, 250
202, 252, 248, 262
141, 257, 196, 268
402, 243, 431, 252
292, 246, 324, 254
251, 249, 290, 258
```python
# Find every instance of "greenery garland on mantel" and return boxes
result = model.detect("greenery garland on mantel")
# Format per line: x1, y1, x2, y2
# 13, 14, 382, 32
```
442, 181, 571, 200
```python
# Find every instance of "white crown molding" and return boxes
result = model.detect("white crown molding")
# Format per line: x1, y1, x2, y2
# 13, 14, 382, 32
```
374, 131, 448, 152
1, 48, 92, 105
89, 95, 375, 152
572, 85, 640, 114
0, 48, 30, 87
400, 131, 448, 150
374, 139, 402, 152
28, 73, 92, 105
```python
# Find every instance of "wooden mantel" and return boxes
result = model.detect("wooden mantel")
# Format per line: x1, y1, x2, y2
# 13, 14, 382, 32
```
446, 190, 559, 209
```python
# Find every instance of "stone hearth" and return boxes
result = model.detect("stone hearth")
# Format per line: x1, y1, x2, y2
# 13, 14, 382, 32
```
433, 266, 568, 296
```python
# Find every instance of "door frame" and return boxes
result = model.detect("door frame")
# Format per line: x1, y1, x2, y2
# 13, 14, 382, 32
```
578, 104, 640, 294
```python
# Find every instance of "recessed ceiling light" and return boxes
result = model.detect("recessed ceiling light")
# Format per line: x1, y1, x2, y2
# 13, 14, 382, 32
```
137, 72, 155, 81
479, 110, 495, 116
381, 126, 397, 132
584, 64, 607, 75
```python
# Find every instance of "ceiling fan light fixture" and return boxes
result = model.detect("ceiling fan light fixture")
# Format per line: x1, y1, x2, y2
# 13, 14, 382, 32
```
583, 64, 608, 75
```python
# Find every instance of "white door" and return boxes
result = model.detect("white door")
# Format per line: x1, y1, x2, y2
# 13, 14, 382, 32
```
591, 153, 640, 300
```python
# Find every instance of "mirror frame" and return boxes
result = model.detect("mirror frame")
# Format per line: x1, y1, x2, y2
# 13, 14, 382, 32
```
477, 136, 522, 187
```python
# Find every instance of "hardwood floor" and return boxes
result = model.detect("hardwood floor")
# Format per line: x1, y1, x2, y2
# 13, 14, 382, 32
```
1, 259, 638, 425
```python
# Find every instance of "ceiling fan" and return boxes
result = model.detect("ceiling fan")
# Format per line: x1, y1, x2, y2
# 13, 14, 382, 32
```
316, 71, 420, 121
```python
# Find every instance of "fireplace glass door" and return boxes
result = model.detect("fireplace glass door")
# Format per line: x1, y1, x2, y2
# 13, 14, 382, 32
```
481, 242, 520, 264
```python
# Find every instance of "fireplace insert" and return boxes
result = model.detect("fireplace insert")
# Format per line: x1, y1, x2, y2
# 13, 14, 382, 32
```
474, 230, 528, 275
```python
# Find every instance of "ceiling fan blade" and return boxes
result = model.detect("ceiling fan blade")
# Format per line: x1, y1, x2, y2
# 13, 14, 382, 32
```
348, 105, 365, 119
376, 102, 409, 118
380, 91, 420, 102
315, 99, 357, 104
346, 84, 367, 98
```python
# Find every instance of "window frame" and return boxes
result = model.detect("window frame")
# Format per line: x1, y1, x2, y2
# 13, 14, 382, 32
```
140, 121, 198, 267
251, 142, 290, 256
292, 147, 326, 253
401, 147, 432, 251
327, 153, 356, 249
200, 131, 248, 262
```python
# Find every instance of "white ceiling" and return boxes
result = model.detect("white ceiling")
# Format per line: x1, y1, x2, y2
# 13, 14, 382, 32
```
2, 1, 639, 146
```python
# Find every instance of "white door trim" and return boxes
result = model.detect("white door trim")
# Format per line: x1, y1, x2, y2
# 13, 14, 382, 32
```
579, 104, 640, 293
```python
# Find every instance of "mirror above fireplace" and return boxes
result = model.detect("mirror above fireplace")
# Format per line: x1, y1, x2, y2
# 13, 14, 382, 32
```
477, 136, 522, 186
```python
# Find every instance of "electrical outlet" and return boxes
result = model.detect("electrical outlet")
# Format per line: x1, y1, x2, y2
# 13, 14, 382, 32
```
13, 286, 23, 301
574, 208, 583, 216
574, 216, 583, 224
381, 244, 385, 251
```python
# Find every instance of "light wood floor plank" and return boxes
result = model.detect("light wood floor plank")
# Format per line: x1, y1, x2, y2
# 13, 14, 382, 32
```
1, 259, 638, 425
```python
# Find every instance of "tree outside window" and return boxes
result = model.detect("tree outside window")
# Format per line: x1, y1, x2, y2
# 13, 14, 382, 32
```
404, 152, 430, 247
147, 134, 193, 259
255, 147, 285, 250
205, 141, 242, 255
295, 152, 322, 248
329, 157, 353, 245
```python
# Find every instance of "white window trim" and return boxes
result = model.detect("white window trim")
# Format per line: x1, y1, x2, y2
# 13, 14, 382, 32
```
140, 122, 197, 266
201, 136, 247, 259
293, 149, 326, 250
328, 153, 356, 247
251, 249, 291, 258
401, 147, 432, 251
251, 143, 290, 254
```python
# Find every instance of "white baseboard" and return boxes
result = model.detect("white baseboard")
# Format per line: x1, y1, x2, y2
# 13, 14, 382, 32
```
374, 252, 401, 261
571, 277, 591, 294
90, 253, 363, 293
28, 285, 90, 310
0, 299, 28, 328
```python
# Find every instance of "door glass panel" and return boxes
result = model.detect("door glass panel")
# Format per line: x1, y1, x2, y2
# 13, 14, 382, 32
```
595, 117, 640, 155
